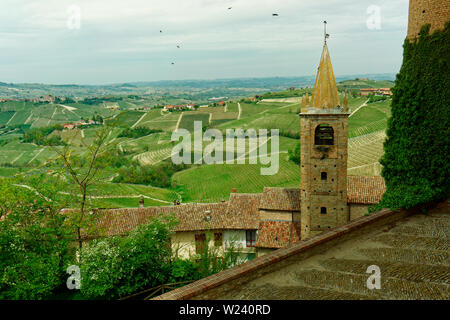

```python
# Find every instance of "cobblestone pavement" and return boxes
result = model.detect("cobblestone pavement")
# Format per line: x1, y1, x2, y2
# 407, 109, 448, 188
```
220, 205, 449, 300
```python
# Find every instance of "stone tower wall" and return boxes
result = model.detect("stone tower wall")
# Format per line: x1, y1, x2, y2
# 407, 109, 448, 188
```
300, 114, 349, 240
407, 0, 450, 40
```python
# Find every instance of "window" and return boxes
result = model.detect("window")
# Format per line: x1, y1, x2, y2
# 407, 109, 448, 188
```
321, 172, 327, 180
320, 207, 327, 214
195, 233, 206, 254
246, 230, 257, 247
214, 232, 223, 247
315, 124, 334, 145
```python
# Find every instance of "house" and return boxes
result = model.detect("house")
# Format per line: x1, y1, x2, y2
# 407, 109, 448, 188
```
88, 176, 385, 260
379, 88, 393, 96
218, 101, 225, 106
359, 88, 378, 96
153, 200, 449, 300
359, 88, 392, 96
63, 123, 75, 130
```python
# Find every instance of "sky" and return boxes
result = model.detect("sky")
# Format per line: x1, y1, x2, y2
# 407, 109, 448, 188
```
0, 0, 409, 84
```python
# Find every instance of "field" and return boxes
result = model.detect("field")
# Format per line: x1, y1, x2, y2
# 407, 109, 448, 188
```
0, 91, 392, 207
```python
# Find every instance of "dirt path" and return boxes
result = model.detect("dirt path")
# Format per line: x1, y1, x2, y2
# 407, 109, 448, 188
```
175, 112, 184, 130
349, 99, 370, 117
6, 112, 17, 125
131, 112, 148, 129
28, 148, 45, 165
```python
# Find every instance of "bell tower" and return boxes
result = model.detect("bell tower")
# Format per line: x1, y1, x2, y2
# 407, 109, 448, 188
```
300, 23, 350, 240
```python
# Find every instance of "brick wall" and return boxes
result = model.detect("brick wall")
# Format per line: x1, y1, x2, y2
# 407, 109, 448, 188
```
407, 0, 450, 40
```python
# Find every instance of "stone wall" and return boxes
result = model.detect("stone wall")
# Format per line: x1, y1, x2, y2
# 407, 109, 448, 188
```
407, 0, 450, 40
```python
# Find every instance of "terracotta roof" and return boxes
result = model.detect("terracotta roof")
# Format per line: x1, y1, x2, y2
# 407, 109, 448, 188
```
224, 193, 261, 230
89, 194, 261, 239
256, 221, 301, 249
347, 176, 386, 204
258, 176, 385, 211
259, 188, 300, 211
90, 202, 228, 238
86, 177, 385, 239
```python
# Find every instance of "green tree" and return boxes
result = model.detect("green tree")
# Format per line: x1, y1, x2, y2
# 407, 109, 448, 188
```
80, 215, 177, 299
0, 176, 74, 299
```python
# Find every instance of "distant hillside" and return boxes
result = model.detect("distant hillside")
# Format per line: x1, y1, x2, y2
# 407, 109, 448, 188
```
337, 78, 395, 90
0, 74, 396, 100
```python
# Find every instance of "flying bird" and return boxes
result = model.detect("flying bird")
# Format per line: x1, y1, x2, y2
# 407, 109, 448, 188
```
177, 45, 180, 48
272, 13, 279, 16
171, 62, 175, 65
160, 30, 162, 33
228, 7, 232, 10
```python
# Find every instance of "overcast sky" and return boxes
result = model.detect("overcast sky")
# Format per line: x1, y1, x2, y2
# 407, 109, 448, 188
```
0, 0, 409, 84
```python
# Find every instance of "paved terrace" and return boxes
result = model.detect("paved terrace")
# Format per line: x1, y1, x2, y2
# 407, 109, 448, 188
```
154, 200, 449, 300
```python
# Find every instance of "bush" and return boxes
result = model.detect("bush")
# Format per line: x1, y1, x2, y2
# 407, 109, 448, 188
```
80, 215, 177, 299
0, 177, 73, 299
117, 126, 162, 139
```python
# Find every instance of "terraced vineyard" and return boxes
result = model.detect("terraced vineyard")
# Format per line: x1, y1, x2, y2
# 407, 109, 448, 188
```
173, 155, 299, 203
347, 130, 386, 176
0, 92, 392, 207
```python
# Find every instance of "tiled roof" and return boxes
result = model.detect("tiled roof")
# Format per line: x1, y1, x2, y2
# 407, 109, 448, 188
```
86, 176, 385, 239
256, 221, 301, 249
153, 200, 449, 300
259, 188, 300, 211
347, 176, 386, 204
224, 193, 261, 229
258, 176, 385, 212
89, 194, 261, 238
90, 202, 228, 238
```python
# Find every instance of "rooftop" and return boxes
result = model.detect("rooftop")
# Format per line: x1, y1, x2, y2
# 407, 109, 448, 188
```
89, 176, 386, 240
153, 200, 449, 300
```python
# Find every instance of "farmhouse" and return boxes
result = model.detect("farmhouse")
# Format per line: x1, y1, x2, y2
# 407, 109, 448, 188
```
359, 88, 392, 96
91, 176, 385, 260
63, 123, 75, 130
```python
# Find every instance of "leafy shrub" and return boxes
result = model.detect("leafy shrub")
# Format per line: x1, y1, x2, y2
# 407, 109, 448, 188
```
80, 215, 177, 299
117, 126, 162, 139
0, 177, 73, 299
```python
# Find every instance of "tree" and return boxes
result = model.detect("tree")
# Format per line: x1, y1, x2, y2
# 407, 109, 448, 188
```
54, 125, 111, 250
79, 214, 177, 299
376, 23, 450, 211
0, 176, 74, 299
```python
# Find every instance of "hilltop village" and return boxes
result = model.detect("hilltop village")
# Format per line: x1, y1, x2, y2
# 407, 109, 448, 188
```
0, 0, 448, 302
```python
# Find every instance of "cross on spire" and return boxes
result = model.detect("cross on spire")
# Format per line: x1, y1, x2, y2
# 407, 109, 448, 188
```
324, 21, 330, 45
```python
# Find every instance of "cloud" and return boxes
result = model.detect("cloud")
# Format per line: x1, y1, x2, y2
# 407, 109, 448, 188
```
0, 0, 409, 84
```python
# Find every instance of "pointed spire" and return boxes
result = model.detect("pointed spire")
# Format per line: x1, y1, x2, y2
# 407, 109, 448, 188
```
310, 44, 340, 109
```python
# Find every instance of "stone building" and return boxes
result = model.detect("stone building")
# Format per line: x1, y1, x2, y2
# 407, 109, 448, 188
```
407, 0, 450, 40
299, 42, 350, 240
91, 176, 385, 260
